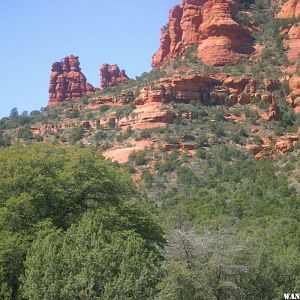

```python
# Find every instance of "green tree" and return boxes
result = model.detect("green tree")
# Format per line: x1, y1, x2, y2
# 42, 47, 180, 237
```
0, 134, 11, 147
69, 127, 84, 144
9, 108, 19, 118
0, 143, 135, 299
22, 206, 163, 300
17, 126, 33, 140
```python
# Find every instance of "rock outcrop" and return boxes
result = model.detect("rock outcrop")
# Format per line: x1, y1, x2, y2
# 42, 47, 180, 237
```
277, 0, 300, 18
118, 102, 175, 130
48, 55, 95, 106
100, 64, 130, 88
134, 70, 278, 108
135, 72, 222, 105
278, 0, 300, 65
152, 0, 254, 67
285, 24, 300, 64
260, 94, 280, 121
287, 75, 300, 113
245, 132, 300, 159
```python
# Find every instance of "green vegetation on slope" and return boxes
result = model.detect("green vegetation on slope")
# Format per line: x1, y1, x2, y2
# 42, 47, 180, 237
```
0, 142, 299, 299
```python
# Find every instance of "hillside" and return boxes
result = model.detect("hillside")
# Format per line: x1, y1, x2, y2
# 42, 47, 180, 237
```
1, 0, 300, 163
0, 0, 300, 299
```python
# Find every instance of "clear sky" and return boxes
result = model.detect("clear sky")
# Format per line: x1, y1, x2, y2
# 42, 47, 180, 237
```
0, 0, 179, 118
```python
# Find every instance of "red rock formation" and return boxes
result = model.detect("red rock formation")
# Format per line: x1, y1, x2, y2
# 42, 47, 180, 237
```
118, 102, 175, 130
277, 0, 300, 18
135, 73, 222, 105
132, 70, 281, 109
288, 74, 300, 113
103, 140, 153, 163
289, 75, 300, 96
48, 55, 95, 106
100, 64, 130, 88
275, 139, 294, 154
285, 24, 300, 64
152, 0, 254, 67
260, 94, 280, 121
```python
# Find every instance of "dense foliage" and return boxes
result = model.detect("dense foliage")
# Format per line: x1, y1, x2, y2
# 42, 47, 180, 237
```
22, 207, 163, 300
0, 144, 163, 299
152, 154, 300, 299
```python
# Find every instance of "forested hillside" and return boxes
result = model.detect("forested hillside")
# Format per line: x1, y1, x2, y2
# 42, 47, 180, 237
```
0, 0, 300, 299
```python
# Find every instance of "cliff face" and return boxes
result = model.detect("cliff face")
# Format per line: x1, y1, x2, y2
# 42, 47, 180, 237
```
278, 0, 300, 113
278, 0, 300, 65
48, 55, 95, 106
277, 0, 300, 18
100, 64, 130, 88
152, 0, 254, 67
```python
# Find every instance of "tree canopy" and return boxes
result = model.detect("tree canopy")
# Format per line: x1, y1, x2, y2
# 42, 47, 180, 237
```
0, 144, 163, 299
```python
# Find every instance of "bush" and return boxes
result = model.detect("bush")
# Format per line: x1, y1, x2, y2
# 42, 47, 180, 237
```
100, 105, 110, 113
196, 134, 209, 148
136, 129, 152, 140
0, 134, 11, 147
141, 169, 154, 188
69, 127, 84, 144
66, 108, 80, 119
128, 150, 148, 166
94, 130, 108, 142
17, 127, 33, 140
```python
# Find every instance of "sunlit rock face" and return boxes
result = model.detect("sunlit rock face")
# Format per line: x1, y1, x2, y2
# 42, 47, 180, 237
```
100, 64, 130, 88
152, 0, 254, 67
48, 55, 95, 106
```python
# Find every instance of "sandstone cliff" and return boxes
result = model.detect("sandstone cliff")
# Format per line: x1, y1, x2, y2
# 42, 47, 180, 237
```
277, 0, 300, 18
152, 0, 254, 67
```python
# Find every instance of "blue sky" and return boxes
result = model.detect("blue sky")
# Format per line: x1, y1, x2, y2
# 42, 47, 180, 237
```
0, 0, 179, 118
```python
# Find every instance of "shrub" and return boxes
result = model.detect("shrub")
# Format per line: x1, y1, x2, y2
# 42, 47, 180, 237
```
66, 109, 80, 119
141, 169, 154, 188
100, 105, 110, 113
196, 134, 209, 148
69, 127, 84, 144
17, 127, 33, 140
94, 130, 108, 141
196, 148, 206, 159
128, 150, 148, 166
0, 134, 11, 147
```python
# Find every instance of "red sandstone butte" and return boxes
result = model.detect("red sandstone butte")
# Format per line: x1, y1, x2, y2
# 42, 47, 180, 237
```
48, 55, 95, 106
100, 64, 130, 88
152, 0, 254, 67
